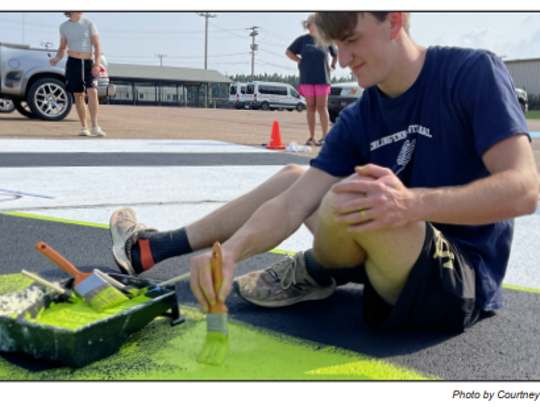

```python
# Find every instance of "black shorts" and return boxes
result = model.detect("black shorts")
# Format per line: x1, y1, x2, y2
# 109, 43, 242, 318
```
360, 222, 481, 332
65, 57, 97, 93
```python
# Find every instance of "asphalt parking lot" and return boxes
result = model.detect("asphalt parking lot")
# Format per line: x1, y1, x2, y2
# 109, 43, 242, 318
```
2, 104, 540, 163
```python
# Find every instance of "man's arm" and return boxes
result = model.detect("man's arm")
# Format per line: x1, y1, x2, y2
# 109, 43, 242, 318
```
190, 167, 341, 311
226, 167, 341, 262
91, 35, 101, 77
331, 134, 538, 231
50, 38, 67, 66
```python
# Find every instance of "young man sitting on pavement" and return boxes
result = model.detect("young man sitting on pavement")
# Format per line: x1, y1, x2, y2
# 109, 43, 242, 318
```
110, 12, 538, 331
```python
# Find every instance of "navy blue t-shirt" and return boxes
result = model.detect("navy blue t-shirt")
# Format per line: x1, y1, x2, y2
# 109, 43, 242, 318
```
288, 34, 337, 85
311, 46, 529, 311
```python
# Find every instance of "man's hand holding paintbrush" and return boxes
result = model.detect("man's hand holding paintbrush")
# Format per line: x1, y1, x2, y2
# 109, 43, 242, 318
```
190, 245, 235, 315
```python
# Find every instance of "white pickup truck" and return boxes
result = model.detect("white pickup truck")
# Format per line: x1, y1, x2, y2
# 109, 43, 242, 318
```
0, 42, 115, 121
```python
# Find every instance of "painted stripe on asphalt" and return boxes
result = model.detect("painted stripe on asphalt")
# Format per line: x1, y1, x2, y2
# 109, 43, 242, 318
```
1, 211, 537, 295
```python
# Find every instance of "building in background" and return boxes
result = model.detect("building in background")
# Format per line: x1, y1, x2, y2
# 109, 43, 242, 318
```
504, 58, 540, 95
107, 63, 231, 108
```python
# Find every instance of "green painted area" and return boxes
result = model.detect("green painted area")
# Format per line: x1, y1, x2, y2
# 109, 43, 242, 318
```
0, 274, 34, 296
0, 274, 432, 380
26, 295, 150, 330
502, 283, 540, 294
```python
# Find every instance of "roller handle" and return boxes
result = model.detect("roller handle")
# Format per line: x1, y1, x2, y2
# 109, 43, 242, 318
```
209, 241, 227, 314
35, 242, 87, 286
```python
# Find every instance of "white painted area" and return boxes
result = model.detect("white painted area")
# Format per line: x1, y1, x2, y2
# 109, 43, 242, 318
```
0, 139, 274, 154
1, 144, 539, 290
505, 216, 540, 289
0, 165, 312, 253
0, 166, 307, 210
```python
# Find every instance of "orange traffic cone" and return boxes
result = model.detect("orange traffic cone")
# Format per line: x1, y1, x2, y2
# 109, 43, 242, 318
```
266, 121, 286, 150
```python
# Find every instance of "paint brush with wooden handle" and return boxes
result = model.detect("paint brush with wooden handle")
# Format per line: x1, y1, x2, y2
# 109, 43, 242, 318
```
93, 269, 190, 297
197, 241, 229, 365
21, 269, 77, 302
35, 242, 129, 312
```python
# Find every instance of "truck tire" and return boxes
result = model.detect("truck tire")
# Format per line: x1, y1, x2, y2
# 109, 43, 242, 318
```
13, 100, 36, 118
261, 102, 270, 111
329, 110, 338, 124
27, 78, 72, 121
296, 103, 305, 112
519, 100, 526, 113
0, 98, 15, 113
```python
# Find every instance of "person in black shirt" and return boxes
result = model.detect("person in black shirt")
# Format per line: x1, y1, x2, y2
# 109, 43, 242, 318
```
286, 14, 338, 146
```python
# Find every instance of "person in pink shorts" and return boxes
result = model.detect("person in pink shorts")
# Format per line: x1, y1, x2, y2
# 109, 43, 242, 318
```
286, 14, 338, 146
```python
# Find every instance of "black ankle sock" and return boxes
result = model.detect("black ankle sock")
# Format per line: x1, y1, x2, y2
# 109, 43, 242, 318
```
304, 249, 366, 286
131, 227, 193, 273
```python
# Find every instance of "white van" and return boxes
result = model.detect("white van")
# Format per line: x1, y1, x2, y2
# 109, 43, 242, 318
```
229, 82, 247, 109
245, 81, 306, 112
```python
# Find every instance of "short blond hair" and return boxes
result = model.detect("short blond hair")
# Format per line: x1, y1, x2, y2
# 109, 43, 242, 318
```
315, 12, 411, 44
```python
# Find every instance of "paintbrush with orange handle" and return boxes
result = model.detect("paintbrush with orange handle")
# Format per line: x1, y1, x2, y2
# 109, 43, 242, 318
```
197, 241, 229, 365
35, 242, 129, 312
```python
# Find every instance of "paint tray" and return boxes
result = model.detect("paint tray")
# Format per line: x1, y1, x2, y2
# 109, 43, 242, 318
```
0, 273, 185, 367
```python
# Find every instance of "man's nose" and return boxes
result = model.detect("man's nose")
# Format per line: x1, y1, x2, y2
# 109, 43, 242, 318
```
337, 47, 352, 69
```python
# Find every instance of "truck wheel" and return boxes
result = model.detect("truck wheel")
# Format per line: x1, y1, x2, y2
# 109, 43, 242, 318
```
519, 101, 526, 113
27, 78, 72, 121
261, 102, 270, 111
296, 103, 305, 112
329, 110, 337, 124
13, 100, 36, 118
0, 98, 15, 113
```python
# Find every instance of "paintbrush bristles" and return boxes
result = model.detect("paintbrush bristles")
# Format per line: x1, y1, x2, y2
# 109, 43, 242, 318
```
197, 313, 228, 365
76, 273, 129, 312
89, 286, 129, 312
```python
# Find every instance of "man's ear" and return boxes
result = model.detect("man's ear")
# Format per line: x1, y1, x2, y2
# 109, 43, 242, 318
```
388, 12, 404, 40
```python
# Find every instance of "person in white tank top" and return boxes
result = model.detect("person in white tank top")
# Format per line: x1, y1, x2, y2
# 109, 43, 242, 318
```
50, 12, 106, 137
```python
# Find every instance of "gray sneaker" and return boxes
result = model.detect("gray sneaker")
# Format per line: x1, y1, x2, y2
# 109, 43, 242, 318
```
109, 207, 157, 275
233, 251, 336, 308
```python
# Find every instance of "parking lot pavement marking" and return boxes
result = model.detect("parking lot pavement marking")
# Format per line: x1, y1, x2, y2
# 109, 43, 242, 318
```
0, 274, 431, 380
0, 139, 276, 154
0, 188, 54, 199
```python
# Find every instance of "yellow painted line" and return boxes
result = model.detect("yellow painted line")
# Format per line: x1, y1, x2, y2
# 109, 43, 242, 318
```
1, 211, 109, 229
3, 211, 540, 295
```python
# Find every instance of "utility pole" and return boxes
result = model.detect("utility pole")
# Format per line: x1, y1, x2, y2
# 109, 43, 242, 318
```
40, 41, 53, 50
156, 54, 167, 66
198, 12, 216, 108
248, 26, 259, 82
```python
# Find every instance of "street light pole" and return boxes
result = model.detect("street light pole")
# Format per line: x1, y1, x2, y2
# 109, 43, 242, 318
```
199, 12, 216, 108
248, 26, 259, 82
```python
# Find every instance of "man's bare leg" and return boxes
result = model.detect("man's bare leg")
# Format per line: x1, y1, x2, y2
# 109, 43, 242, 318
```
73, 93, 87, 127
312, 172, 426, 305
187, 164, 308, 251
87, 88, 99, 128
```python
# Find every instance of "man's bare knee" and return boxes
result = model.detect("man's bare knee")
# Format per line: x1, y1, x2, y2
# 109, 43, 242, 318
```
279, 164, 306, 183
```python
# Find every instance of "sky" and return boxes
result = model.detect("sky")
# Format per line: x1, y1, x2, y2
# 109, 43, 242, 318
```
1, 11, 540, 80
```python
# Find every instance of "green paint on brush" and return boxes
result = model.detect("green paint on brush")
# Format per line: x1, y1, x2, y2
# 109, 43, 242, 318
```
197, 332, 229, 366
89, 286, 130, 312
25, 295, 151, 330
